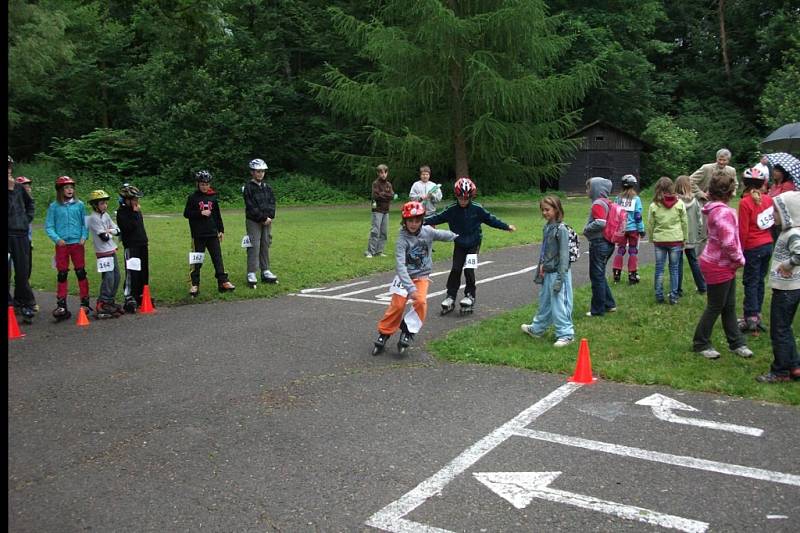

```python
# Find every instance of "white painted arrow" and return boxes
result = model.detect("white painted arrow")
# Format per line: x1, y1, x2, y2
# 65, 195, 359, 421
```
474, 471, 708, 533
635, 394, 763, 437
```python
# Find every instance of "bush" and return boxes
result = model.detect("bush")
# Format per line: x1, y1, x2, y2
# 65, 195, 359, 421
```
47, 128, 148, 181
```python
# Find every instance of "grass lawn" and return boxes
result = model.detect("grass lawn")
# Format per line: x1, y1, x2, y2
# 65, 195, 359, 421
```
26, 194, 797, 405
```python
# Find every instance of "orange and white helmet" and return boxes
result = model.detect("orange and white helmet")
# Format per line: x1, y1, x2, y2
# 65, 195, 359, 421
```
454, 177, 476, 198
402, 201, 426, 219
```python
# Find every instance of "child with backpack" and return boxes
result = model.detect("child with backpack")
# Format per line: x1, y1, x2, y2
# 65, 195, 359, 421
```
611, 174, 646, 285
521, 196, 575, 347
647, 177, 688, 305
583, 177, 624, 316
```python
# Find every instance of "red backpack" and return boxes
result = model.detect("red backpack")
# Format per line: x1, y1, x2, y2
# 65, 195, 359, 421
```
601, 198, 628, 245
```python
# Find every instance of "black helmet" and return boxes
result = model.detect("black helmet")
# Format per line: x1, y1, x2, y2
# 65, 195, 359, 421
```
195, 170, 213, 183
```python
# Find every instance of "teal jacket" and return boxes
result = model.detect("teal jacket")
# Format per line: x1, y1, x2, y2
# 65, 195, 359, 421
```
46, 199, 88, 244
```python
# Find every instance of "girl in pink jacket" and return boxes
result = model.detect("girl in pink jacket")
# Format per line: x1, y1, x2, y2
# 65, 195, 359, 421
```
692, 173, 753, 359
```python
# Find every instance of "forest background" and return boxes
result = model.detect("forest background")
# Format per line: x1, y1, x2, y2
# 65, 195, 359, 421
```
8, 0, 799, 207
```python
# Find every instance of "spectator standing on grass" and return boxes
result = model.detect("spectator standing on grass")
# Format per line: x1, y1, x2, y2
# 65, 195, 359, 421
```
117, 183, 150, 313
691, 172, 753, 360
647, 176, 688, 305
675, 175, 707, 295
755, 191, 800, 383
582, 177, 617, 317
243, 158, 278, 287
409, 165, 443, 217
690, 148, 737, 202
366, 164, 395, 258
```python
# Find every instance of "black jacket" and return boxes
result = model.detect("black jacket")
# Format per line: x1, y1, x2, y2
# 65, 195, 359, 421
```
8, 185, 35, 237
116, 204, 149, 247
243, 180, 276, 223
184, 189, 224, 238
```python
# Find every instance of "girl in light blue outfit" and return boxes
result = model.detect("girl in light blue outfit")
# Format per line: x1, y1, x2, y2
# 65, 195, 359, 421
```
521, 196, 574, 347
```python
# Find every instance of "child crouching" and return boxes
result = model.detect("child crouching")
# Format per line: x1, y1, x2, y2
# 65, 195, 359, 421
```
372, 201, 457, 355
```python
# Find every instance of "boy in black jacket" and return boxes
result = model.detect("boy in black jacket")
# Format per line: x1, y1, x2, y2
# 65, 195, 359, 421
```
243, 158, 277, 287
116, 183, 150, 313
7, 155, 37, 322
184, 170, 235, 297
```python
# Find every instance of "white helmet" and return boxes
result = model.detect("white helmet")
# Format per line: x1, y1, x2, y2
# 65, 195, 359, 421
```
249, 158, 268, 171
621, 174, 638, 188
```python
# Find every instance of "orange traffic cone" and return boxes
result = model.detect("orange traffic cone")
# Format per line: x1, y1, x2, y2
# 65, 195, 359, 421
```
568, 338, 596, 384
8, 306, 25, 339
139, 285, 155, 314
76, 306, 91, 327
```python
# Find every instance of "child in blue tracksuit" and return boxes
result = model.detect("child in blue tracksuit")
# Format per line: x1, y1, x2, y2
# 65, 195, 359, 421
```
521, 196, 574, 347
424, 177, 516, 312
611, 174, 645, 285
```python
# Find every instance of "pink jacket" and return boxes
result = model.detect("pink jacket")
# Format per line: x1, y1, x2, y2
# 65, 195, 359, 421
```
699, 201, 745, 284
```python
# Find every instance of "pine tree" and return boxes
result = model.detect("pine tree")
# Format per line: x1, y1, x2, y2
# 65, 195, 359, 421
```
312, 0, 600, 190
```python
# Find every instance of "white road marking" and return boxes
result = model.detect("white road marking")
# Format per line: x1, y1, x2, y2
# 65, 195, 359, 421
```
426, 265, 537, 299
365, 383, 582, 532
514, 429, 800, 487
300, 281, 370, 293
636, 393, 764, 437
474, 471, 708, 533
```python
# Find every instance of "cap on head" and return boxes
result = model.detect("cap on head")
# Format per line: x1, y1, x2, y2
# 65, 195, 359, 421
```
249, 159, 268, 171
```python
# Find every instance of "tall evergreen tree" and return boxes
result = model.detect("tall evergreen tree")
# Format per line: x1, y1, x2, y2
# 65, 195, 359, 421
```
312, 0, 600, 191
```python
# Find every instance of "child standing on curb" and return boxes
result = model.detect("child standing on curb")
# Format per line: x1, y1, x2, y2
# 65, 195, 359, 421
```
611, 174, 645, 285
521, 196, 574, 347
675, 175, 707, 295
87, 190, 123, 318
184, 170, 235, 297
737, 167, 774, 333
425, 177, 516, 315
366, 164, 395, 258
371, 201, 457, 355
755, 191, 800, 383
692, 173, 753, 360
117, 183, 150, 313
243, 158, 278, 288
45, 176, 91, 320
583, 177, 617, 316
647, 177, 688, 305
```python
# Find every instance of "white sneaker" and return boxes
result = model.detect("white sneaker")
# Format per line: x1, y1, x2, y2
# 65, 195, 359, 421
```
554, 337, 574, 348
732, 346, 753, 358
520, 324, 542, 338
365, 253, 373, 258
699, 348, 721, 359
247, 272, 257, 284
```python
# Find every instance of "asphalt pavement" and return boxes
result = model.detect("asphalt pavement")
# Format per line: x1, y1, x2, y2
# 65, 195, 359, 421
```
8, 242, 799, 532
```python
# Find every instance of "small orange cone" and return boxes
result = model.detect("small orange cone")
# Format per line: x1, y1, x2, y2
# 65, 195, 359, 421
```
568, 338, 596, 384
76, 306, 91, 327
139, 285, 155, 314
8, 306, 25, 339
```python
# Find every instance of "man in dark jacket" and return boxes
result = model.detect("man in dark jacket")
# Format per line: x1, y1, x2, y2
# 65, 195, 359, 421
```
7, 155, 37, 320
243, 158, 277, 287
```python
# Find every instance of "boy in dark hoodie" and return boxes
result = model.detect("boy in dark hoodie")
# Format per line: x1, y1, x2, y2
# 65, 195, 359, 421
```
7, 155, 37, 322
184, 170, 235, 297
582, 177, 617, 316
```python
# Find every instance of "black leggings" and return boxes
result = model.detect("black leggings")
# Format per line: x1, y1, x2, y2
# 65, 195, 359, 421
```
446, 243, 480, 299
190, 237, 228, 285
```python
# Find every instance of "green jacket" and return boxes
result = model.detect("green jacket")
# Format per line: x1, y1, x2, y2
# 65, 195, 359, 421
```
647, 197, 688, 244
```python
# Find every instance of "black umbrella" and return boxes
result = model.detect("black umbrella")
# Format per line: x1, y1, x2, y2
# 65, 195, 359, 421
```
761, 122, 800, 155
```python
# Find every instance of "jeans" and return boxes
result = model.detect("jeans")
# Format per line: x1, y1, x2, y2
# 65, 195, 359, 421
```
367, 212, 389, 255
588, 238, 616, 315
654, 244, 682, 303
531, 270, 574, 339
679, 247, 706, 294
692, 279, 745, 351
98, 255, 121, 303
769, 288, 800, 375
742, 243, 773, 317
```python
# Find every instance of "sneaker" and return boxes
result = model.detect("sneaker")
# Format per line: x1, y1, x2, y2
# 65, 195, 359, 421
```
698, 348, 721, 359
379, 253, 387, 257
791, 367, 800, 381
261, 270, 278, 283
607, 307, 617, 313
732, 346, 754, 358
189, 285, 199, 297
585, 311, 599, 317
365, 253, 373, 258
554, 337, 574, 348
520, 324, 542, 338
219, 280, 236, 292
755, 372, 791, 384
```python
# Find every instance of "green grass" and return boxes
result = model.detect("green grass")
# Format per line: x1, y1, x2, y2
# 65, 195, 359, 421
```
428, 263, 800, 406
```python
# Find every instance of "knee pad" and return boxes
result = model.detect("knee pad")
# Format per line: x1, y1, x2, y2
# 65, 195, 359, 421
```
75, 268, 87, 280
616, 246, 627, 255
57, 270, 69, 282
628, 247, 639, 256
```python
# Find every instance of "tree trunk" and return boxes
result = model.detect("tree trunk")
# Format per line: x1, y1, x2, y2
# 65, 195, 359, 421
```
718, 0, 731, 80
447, 0, 469, 177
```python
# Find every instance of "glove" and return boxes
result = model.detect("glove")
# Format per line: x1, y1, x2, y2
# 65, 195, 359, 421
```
639, 231, 646, 238
552, 278, 563, 294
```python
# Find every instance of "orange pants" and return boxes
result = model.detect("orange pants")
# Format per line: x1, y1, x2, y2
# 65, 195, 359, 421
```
378, 278, 429, 335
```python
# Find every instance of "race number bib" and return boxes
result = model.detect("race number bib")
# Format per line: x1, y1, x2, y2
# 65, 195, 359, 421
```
756, 206, 775, 230
388, 275, 408, 297
125, 257, 142, 271
464, 253, 478, 269
97, 257, 115, 273
619, 198, 636, 212
241, 235, 252, 248
189, 252, 205, 265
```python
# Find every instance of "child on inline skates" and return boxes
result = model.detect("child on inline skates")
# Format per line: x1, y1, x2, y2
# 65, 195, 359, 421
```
87, 190, 124, 319
611, 174, 645, 285
45, 176, 90, 321
117, 183, 151, 313
372, 201, 457, 355
8, 156, 37, 322
424, 177, 516, 315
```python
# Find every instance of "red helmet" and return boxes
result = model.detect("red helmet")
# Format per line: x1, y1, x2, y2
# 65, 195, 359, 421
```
55, 175, 76, 188
402, 201, 426, 219
15, 176, 31, 184
454, 177, 476, 198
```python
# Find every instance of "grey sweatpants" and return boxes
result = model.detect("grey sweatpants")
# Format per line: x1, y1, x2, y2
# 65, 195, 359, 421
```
367, 212, 389, 255
246, 218, 272, 273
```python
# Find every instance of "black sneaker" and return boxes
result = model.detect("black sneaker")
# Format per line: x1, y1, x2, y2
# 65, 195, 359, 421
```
755, 372, 791, 384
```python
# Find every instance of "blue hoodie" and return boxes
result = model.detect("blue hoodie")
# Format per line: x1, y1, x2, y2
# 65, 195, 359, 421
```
45, 199, 88, 244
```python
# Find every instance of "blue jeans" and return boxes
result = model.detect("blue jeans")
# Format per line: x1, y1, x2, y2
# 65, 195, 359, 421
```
679, 247, 706, 294
531, 271, 574, 339
588, 238, 616, 315
769, 288, 800, 375
654, 244, 682, 303
742, 243, 773, 317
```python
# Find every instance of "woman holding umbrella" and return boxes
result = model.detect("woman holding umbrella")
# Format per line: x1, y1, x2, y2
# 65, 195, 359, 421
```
765, 152, 800, 197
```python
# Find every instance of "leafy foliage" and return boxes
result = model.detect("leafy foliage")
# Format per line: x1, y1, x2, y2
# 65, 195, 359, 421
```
48, 129, 146, 180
